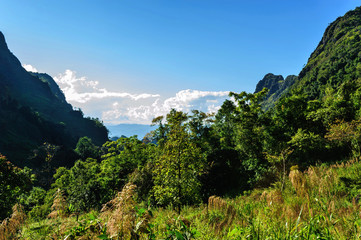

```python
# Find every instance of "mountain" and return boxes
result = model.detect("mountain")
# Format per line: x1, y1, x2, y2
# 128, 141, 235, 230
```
255, 73, 297, 108
0, 31, 108, 168
255, 6, 361, 110
292, 6, 361, 100
255, 73, 284, 94
106, 124, 156, 140
30, 72, 67, 103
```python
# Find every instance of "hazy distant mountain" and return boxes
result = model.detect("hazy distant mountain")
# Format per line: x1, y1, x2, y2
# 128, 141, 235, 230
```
106, 124, 156, 139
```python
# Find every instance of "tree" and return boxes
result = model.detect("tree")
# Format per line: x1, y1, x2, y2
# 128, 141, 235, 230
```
152, 110, 205, 212
75, 136, 100, 160
213, 99, 237, 149
52, 136, 157, 212
151, 116, 169, 146
325, 119, 361, 158
228, 89, 271, 186
0, 154, 33, 219
52, 158, 103, 212
100, 136, 152, 199
188, 110, 213, 148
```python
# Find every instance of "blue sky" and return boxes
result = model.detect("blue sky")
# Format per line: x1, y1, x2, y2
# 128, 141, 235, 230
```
0, 1, 360, 124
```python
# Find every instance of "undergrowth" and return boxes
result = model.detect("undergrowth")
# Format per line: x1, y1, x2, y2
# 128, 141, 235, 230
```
13, 158, 361, 239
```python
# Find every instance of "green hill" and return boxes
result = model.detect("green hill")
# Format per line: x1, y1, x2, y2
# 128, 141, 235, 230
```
255, 6, 361, 110
295, 6, 361, 101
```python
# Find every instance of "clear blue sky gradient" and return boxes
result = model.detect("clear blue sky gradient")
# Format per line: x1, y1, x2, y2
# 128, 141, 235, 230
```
0, 1, 360, 96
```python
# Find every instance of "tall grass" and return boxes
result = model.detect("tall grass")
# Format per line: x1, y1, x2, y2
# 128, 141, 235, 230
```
101, 183, 138, 239
0, 204, 26, 240
17, 158, 361, 239
48, 188, 67, 219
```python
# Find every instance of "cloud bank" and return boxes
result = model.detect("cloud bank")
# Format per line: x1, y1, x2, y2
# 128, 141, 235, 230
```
50, 69, 229, 124
102, 89, 229, 124
54, 70, 160, 103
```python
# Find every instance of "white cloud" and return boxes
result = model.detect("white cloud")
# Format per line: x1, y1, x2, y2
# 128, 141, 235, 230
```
53, 70, 160, 103
22, 64, 38, 72
53, 69, 230, 125
102, 89, 229, 124
163, 89, 229, 111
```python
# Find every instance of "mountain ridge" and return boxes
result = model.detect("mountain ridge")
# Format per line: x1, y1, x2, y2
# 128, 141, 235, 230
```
254, 6, 361, 109
294, 6, 361, 100
0, 31, 108, 168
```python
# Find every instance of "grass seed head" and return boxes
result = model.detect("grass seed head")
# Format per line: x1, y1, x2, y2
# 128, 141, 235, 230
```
101, 183, 137, 239
289, 169, 307, 196
48, 188, 67, 218
0, 204, 26, 240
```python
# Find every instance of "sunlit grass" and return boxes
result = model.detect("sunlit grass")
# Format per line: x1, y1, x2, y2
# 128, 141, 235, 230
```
17, 158, 361, 239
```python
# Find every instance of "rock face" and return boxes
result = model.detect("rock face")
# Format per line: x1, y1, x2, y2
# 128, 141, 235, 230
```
255, 73, 284, 95
0, 31, 108, 167
255, 73, 297, 109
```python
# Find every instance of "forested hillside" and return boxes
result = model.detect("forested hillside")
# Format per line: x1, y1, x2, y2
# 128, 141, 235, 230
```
2, 5, 361, 240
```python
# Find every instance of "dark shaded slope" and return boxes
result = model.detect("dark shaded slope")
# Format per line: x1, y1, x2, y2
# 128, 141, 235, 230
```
0, 32, 108, 167
30, 72, 67, 103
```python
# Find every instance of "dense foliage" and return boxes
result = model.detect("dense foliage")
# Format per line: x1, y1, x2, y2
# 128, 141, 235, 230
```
0, 154, 33, 219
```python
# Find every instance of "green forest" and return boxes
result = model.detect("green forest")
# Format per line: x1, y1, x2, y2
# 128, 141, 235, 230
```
3, 5, 361, 240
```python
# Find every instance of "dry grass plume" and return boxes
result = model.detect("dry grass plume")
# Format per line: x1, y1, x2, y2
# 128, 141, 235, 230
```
289, 167, 307, 196
0, 204, 26, 240
48, 188, 67, 218
101, 183, 138, 239
208, 196, 237, 233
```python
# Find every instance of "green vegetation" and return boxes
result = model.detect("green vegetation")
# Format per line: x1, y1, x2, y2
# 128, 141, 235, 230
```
0, 154, 33, 219
2, 4, 361, 240
6, 160, 361, 239
152, 110, 205, 211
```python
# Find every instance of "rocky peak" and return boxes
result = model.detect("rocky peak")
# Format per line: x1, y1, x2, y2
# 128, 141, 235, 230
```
255, 73, 284, 94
